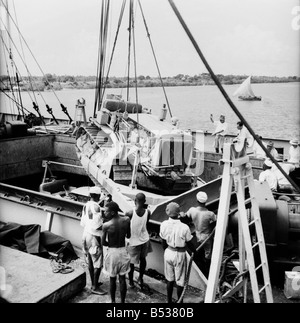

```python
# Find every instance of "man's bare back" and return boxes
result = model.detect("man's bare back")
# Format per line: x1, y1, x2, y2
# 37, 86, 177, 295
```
103, 215, 131, 248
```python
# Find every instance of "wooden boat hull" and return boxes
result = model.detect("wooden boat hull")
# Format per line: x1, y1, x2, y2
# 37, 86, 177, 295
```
238, 96, 262, 101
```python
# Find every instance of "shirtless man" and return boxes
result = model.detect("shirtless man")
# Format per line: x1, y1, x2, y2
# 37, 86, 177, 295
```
102, 202, 131, 303
183, 191, 217, 276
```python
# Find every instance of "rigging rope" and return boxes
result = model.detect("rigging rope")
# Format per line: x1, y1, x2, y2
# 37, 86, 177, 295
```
138, 0, 173, 118
0, 32, 22, 116
99, 0, 127, 109
131, 0, 140, 128
0, 25, 48, 120
0, 0, 62, 104
1, 0, 68, 124
168, 0, 300, 193
94, 0, 110, 117
126, 0, 133, 101
11, 0, 38, 105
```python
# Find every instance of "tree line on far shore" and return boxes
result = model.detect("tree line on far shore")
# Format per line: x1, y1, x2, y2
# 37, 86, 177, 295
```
1, 73, 299, 92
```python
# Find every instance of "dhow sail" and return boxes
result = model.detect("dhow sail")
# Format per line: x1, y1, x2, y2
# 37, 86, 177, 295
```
233, 76, 255, 97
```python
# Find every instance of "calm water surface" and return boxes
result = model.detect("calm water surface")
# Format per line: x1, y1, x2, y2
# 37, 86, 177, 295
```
3, 82, 299, 140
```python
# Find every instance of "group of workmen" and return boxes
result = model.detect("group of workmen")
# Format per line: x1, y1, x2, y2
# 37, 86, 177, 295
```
80, 188, 216, 303
211, 113, 299, 194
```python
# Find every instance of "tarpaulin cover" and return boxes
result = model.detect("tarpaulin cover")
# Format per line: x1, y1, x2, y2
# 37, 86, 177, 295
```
0, 222, 78, 263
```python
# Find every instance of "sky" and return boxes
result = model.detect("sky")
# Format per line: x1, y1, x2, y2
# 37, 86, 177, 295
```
2, 0, 300, 77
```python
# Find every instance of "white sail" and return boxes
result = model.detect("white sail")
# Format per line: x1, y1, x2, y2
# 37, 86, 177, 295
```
233, 76, 256, 97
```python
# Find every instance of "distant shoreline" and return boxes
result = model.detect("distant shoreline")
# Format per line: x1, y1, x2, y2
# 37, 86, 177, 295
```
1, 74, 299, 92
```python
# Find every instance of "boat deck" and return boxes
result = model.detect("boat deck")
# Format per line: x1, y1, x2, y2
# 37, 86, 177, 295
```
0, 245, 86, 303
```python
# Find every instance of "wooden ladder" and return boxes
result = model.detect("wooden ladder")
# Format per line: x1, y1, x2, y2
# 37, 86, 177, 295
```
204, 143, 273, 303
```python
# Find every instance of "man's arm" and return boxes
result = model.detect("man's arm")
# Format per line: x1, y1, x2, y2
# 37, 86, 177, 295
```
92, 204, 103, 230
126, 217, 131, 239
161, 238, 168, 250
125, 210, 133, 220
102, 224, 108, 247
186, 240, 197, 254
146, 209, 151, 232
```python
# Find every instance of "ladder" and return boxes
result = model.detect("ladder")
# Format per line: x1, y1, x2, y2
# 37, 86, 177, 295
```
204, 142, 273, 303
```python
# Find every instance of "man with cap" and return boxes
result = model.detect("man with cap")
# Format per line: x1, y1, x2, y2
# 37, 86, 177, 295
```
259, 159, 278, 192
80, 186, 107, 295
184, 191, 217, 275
288, 138, 300, 165
210, 114, 228, 154
266, 141, 279, 160
159, 202, 196, 303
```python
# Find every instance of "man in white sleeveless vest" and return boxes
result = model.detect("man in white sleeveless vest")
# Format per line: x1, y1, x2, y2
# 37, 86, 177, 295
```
126, 193, 152, 288
80, 186, 107, 295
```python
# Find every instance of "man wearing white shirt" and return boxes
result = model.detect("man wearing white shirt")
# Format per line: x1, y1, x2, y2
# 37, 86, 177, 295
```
81, 186, 107, 295
210, 114, 228, 154
272, 161, 296, 193
259, 159, 278, 192
288, 138, 300, 165
234, 121, 254, 148
160, 202, 196, 303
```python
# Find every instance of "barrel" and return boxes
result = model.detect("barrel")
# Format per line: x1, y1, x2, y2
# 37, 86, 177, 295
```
103, 100, 142, 114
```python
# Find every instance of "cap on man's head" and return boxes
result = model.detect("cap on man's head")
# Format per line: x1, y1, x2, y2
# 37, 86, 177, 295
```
196, 191, 208, 203
90, 186, 101, 195
166, 202, 180, 218
267, 141, 274, 147
264, 159, 273, 168
290, 138, 299, 146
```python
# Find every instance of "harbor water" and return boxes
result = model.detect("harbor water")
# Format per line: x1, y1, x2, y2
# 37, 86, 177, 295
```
4, 82, 300, 141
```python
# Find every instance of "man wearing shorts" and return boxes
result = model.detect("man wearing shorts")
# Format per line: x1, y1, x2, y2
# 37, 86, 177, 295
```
81, 186, 107, 295
126, 193, 152, 288
102, 202, 131, 303
159, 202, 196, 303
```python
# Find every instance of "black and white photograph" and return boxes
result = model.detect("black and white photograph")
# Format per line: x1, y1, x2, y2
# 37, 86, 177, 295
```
0, 0, 299, 307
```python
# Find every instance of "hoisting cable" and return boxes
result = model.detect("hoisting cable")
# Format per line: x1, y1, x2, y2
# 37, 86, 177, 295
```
94, 0, 110, 117
138, 0, 173, 118
131, 0, 140, 128
126, 0, 133, 102
168, 0, 300, 193
99, 0, 127, 109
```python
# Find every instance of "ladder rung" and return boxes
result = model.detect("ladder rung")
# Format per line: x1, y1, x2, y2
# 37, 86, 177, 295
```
259, 284, 270, 294
249, 219, 257, 226
255, 263, 264, 271
252, 241, 261, 249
